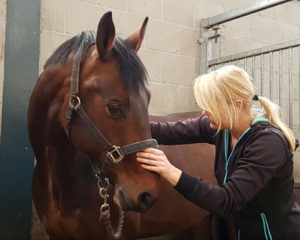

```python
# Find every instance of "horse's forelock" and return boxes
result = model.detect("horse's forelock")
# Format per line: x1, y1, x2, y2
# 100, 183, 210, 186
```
43, 32, 148, 94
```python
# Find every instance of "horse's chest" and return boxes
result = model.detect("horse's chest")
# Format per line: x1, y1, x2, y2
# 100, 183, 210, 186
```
45, 206, 106, 239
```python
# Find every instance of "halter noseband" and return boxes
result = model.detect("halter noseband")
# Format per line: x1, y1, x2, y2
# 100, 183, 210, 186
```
66, 34, 158, 164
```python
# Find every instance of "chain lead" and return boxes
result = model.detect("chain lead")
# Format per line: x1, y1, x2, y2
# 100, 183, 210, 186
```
96, 176, 125, 239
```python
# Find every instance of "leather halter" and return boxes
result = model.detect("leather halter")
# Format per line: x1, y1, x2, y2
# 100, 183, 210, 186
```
66, 34, 158, 164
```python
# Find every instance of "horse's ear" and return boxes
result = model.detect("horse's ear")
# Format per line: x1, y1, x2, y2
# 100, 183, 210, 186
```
125, 17, 148, 52
96, 12, 115, 60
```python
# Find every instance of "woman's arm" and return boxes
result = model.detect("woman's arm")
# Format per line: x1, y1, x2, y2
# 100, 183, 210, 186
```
150, 115, 216, 145
137, 131, 287, 216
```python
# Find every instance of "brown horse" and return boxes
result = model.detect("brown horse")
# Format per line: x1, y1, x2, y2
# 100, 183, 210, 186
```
28, 12, 161, 239
28, 11, 232, 240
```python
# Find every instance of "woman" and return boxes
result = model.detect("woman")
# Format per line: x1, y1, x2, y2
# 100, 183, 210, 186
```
136, 65, 300, 239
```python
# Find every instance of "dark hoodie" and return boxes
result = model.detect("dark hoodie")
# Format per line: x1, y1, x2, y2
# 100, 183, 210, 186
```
150, 115, 300, 240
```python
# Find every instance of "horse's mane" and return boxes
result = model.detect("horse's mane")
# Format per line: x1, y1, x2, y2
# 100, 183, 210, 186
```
44, 31, 148, 89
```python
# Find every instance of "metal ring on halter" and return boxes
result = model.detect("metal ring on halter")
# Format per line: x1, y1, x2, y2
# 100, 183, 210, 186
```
69, 96, 81, 109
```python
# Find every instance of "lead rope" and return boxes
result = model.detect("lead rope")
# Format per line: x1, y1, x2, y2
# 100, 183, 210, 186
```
95, 175, 125, 239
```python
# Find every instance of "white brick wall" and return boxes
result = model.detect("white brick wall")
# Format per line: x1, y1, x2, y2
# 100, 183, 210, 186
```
39, 0, 300, 115
0, 0, 6, 138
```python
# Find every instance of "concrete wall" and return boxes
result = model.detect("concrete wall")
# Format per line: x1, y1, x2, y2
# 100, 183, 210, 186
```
0, 0, 6, 138
39, 0, 300, 115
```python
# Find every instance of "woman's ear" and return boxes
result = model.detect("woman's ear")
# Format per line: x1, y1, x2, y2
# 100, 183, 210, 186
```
234, 100, 244, 112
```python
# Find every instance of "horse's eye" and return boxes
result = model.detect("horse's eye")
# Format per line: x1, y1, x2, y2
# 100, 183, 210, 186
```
106, 103, 123, 117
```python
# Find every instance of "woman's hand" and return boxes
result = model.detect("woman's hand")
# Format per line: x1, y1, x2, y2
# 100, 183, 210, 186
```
136, 148, 182, 186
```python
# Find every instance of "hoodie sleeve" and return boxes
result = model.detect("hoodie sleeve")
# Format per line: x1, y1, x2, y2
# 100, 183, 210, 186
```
150, 115, 216, 145
174, 130, 287, 216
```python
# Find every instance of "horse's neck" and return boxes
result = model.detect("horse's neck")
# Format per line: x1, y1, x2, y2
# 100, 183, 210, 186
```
29, 66, 69, 161
32, 65, 107, 211
45, 145, 98, 210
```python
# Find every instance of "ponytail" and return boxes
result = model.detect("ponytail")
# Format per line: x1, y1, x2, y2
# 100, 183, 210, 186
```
258, 96, 296, 152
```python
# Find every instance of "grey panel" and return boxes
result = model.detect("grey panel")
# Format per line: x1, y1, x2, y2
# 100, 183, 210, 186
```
0, 0, 40, 239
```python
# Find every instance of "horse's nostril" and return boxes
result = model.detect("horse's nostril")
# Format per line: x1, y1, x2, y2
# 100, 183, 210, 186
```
138, 192, 154, 211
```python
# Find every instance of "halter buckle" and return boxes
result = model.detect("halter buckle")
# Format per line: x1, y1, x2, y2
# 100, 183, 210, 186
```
107, 145, 124, 163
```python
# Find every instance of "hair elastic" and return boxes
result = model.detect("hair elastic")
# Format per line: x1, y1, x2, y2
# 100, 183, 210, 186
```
252, 94, 259, 101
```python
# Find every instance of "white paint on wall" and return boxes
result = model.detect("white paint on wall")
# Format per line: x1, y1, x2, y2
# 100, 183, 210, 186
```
0, 0, 6, 140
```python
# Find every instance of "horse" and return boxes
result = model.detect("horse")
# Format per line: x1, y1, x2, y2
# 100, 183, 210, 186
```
28, 12, 161, 239
27, 11, 244, 240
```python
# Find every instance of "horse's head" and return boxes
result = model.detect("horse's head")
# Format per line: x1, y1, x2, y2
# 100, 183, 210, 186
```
57, 12, 160, 212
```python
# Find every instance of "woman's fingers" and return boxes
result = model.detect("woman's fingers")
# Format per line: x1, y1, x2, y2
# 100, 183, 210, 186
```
136, 156, 152, 164
139, 148, 163, 155
136, 148, 170, 175
136, 148, 164, 160
140, 164, 162, 173
137, 156, 160, 166
136, 148, 181, 186
136, 156, 162, 174
136, 152, 156, 160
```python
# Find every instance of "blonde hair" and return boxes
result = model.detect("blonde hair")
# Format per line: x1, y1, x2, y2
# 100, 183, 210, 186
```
193, 65, 296, 152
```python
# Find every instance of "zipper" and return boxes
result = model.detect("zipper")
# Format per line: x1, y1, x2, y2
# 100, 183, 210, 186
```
237, 214, 273, 240
260, 213, 273, 240
223, 116, 268, 184
223, 127, 250, 183
225, 116, 270, 239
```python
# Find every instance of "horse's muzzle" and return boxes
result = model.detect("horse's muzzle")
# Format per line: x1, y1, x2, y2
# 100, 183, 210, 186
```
116, 190, 155, 212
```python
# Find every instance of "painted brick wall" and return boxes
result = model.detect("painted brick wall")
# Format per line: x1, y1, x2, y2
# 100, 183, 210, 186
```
39, 0, 300, 115
0, 0, 6, 137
